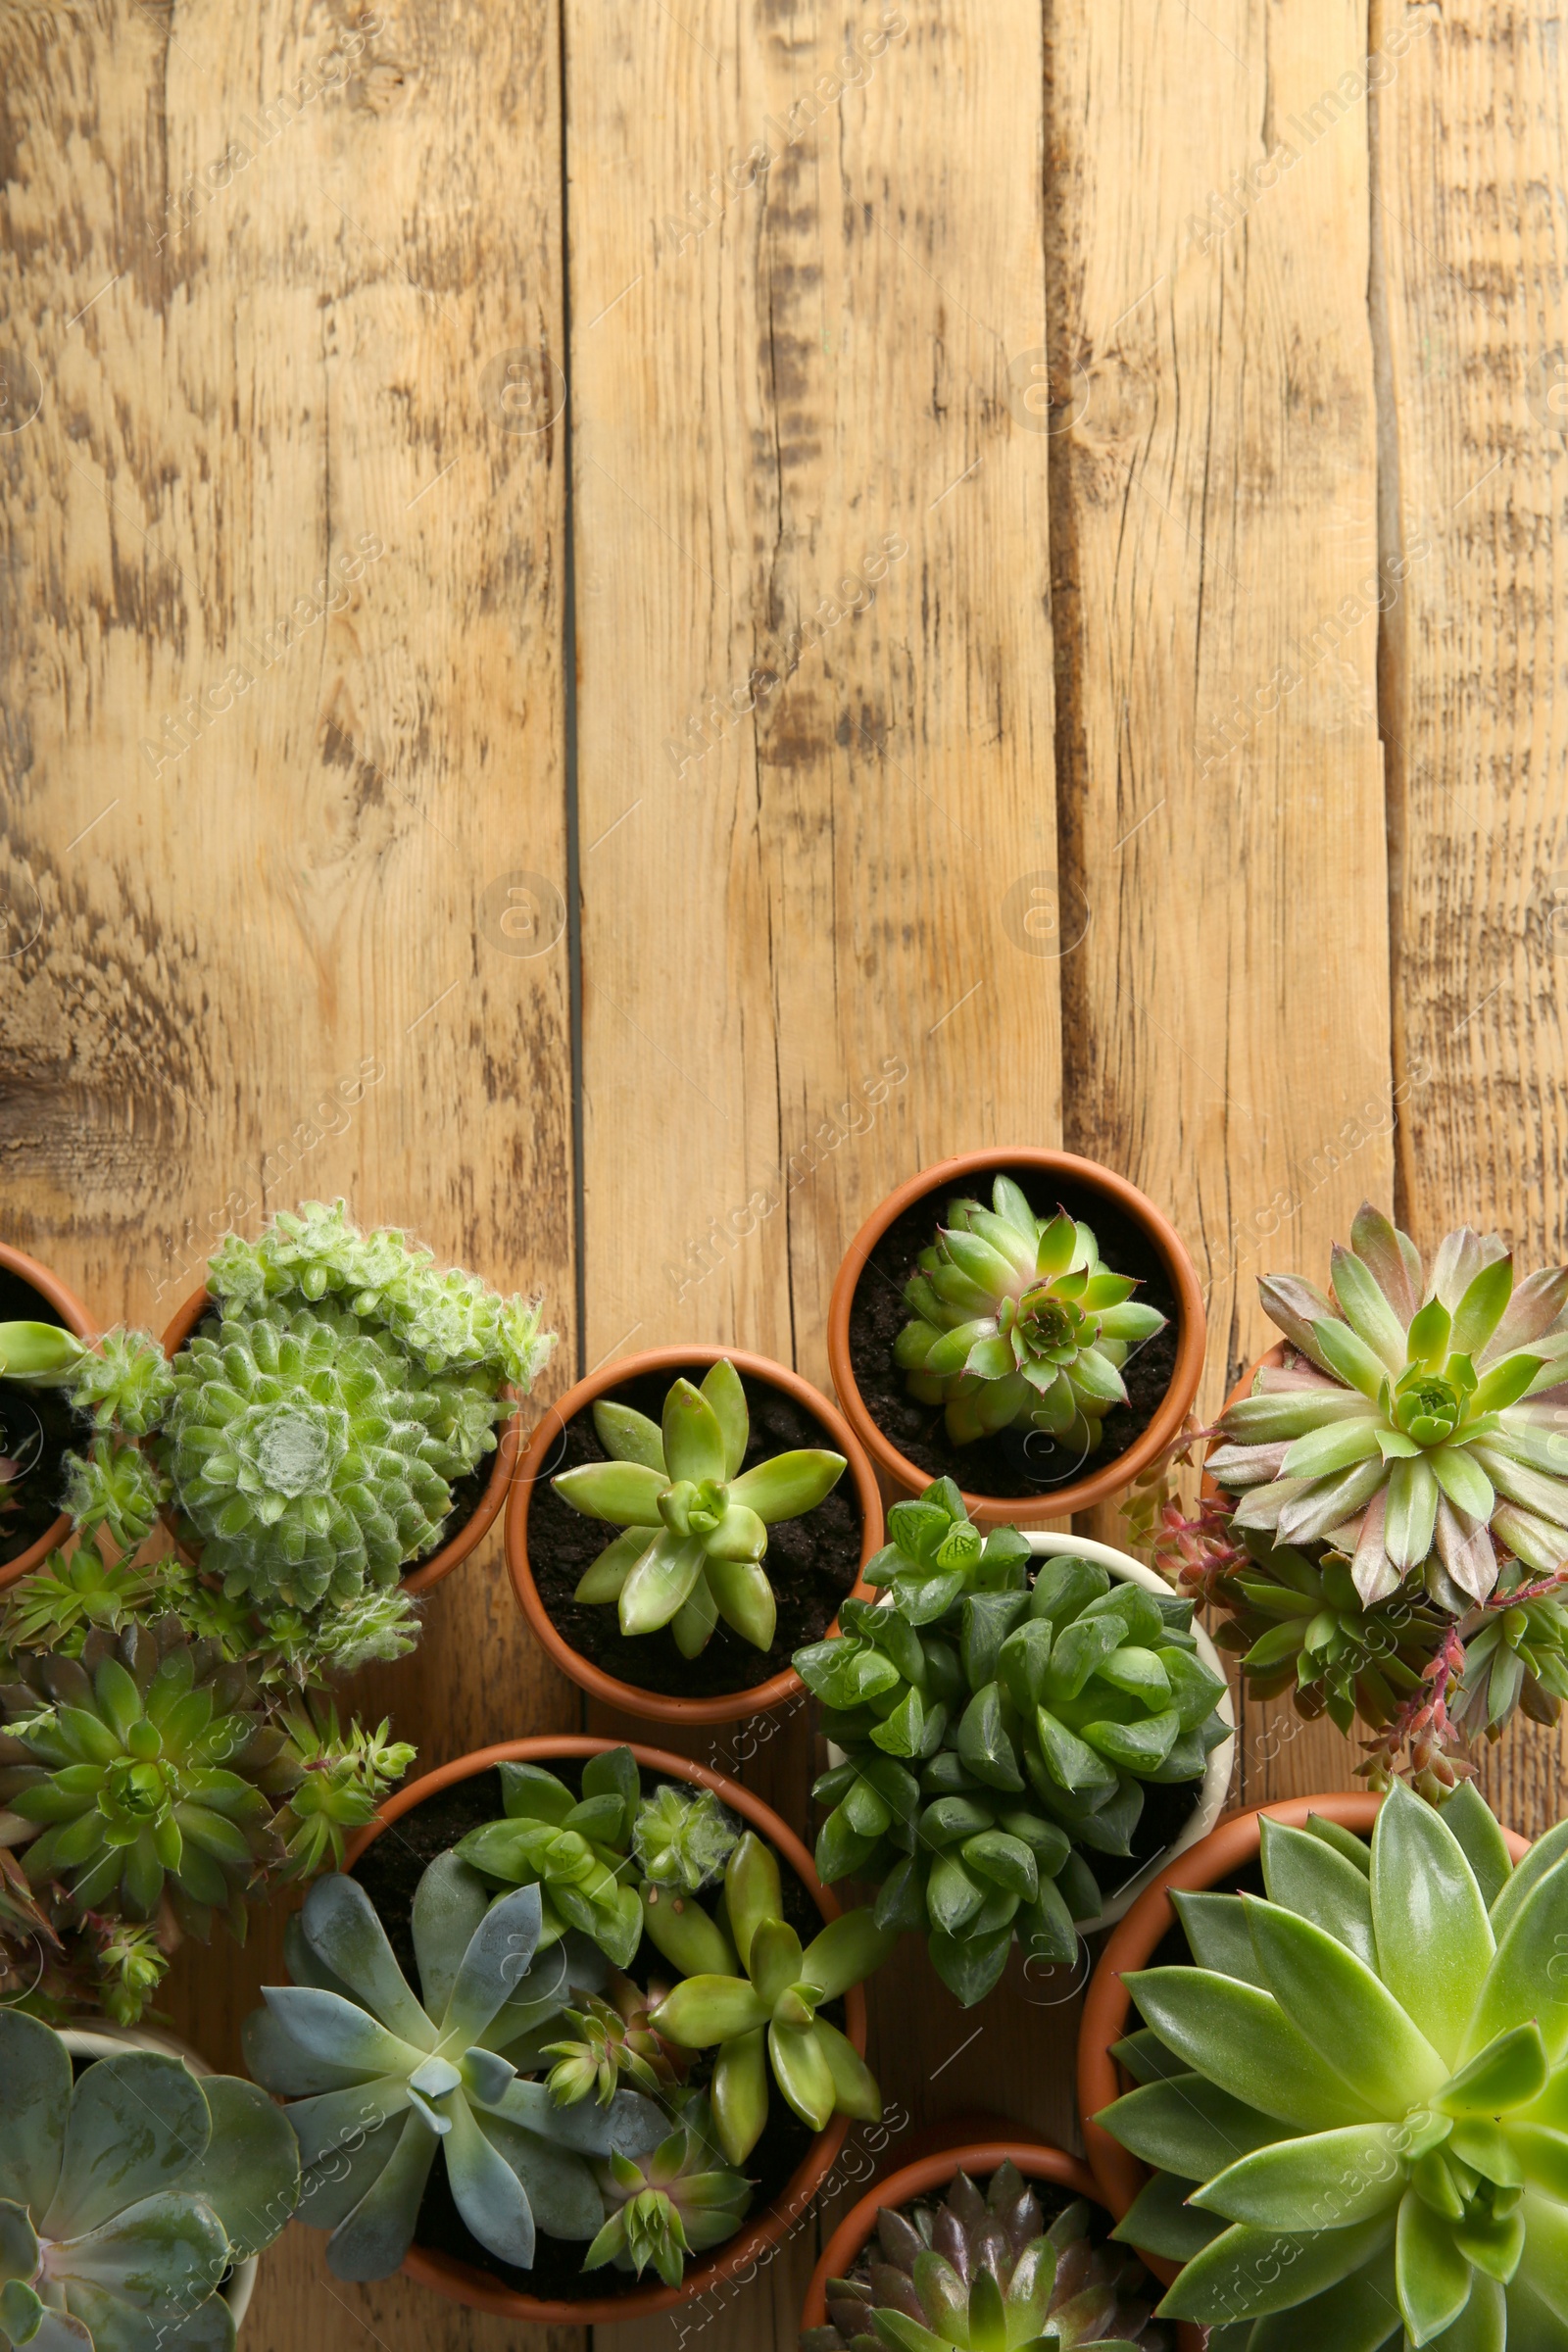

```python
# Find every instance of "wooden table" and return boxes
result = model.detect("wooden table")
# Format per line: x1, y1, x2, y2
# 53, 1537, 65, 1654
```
3, 0, 1563, 2343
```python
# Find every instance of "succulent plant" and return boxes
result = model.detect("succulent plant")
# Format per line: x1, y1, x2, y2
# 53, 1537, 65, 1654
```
1099, 1781, 1568, 2347
0, 1322, 174, 1438
552, 1358, 847, 1655
1209, 1202, 1568, 1610
893, 1179, 1166, 1450
245, 1858, 665, 2280
798, 1553, 1230, 2005
0, 1620, 280, 1946
1450, 1573, 1568, 1742
584, 2090, 752, 2288
0, 1543, 163, 1658
59, 1439, 167, 1553
644, 1830, 893, 2166
543, 1969, 690, 2108
864, 1480, 1036, 1617
456, 1749, 645, 1969
0, 2006, 298, 2349
260, 1695, 417, 1879
631, 1783, 741, 1891
803, 2163, 1167, 2352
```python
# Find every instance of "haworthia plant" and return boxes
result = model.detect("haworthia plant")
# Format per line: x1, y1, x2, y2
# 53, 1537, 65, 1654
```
454, 1748, 646, 1968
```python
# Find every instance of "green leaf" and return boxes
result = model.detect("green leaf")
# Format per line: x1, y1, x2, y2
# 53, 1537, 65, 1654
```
0, 2012, 71, 2217
499, 1764, 575, 1827
1396, 2185, 1474, 2344
1110, 2028, 1192, 2084
1081, 1709, 1182, 1773
699, 1502, 768, 1562
701, 1358, 750, 1479
591, 1399, 666, 1472
962, 1592, 1032, 1689
51, 2188, 229, 2319
727, 1448, 846, 1522
1331, 1245, 1411, 1373
1465, 1854, 1568, 2063
1258, 1820, 1377, 1969
1438, 1786, 1516, 1910
662, 1380, 727, 1485
748, 1918, 805, 2006
1168, 1892, 1269, 1985
650, 1976, 769, 2047
724, 1834, 783, 1973
619, 1531, 708, 1636
710, 2029, 768, 2168
705, 1556, 777, 1650
799, 1911, 897, 2002
928, 1926, 1014, 2008
178, 2075, 299, 2260
869, 1686, 927, 1757
0, 1322, 85, 1379
1371, 1782, 1494, 2066
1244, 1895, 1447, 2109
1407, 1295, 1453, 1367
1159, 2214, 1396, 2326
553, 1459, 668, 1525
1312, 1317, 1391, 1401
443, 2096, 535, 2270
1430, 1444, 1496, 1521
1440, 2024, 1549, 2117
1451, 1255, 1516, 1361
45, 2054, 212, 2240
1099, 2075, 1285, 2179
767, 2020, 835, 2132
1488, 1821, 1568, 1941
1111, 2169, 1221, 2261
324, 2112, 438, 2281
1044, 1613, 1127, 1702
1033, 1706, 1118, 1792
1245, 2250, 1403, 2352
1195, 2124, 1407, 2228
956, 1683, 1025, 1791
1027, 1556, 1109, 1624
1126, 1968, 1378, 2132
1304, 1814, 1373, 1876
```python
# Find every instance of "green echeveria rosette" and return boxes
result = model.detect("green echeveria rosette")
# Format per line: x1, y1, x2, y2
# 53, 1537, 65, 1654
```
584, 2090, 751, 2289
894, 1176, 1166, 1451
158, 1302, 476, 1610
1099, 1780, 1568, 2350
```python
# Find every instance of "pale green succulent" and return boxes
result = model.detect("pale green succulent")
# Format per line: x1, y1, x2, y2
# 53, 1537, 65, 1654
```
1210, 1203, 1568, 1609
1101, 1782, 1568, 2349
0, 1325, 173, 1441
0, 2008, 298, 2351
455, 1749, 645, 1969
894, 1179, 1166, 1449
584, 2090, 751, 2289
59, 1441, 167, 1553
553, 1359, 847, 1654
245, 1860, 665, 2280
631, 1785, 740, 1891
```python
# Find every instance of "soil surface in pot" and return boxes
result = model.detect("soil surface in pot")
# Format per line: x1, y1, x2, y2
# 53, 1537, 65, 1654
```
351, 1759, 838, 2305
525, 1361, 864, 1698
847, 1162, 1178, 1500
0, 1265, 82, 1569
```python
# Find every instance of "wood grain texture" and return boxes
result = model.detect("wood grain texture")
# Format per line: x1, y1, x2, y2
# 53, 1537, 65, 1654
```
1373, 0, 1568, 1841
0, 2, 581, 2345
1049, 0, 1399, 1805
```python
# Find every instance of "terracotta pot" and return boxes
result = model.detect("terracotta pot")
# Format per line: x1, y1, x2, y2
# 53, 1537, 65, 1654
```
341, 1735, 870, 2325
826, 1150, 1206, 1528
801, 2137, 1200, 2352
507, 1344, 884, 1728
1077, 1791, 1532, 2280
0, 1242, 96, 1592
63, 2022, 260, 2334
160, 1283, 520, 1594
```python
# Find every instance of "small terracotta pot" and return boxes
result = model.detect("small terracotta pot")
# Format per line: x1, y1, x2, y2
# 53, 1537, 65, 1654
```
160, 1284, 519, 1594
826, 1150, 1206, 1528
507, 1344, 884, 1728
1077, 1791, 1532, 2279
801, 2137, 1200, 2352
0, 1242, 96, 1592
342, 1735, 869, 2325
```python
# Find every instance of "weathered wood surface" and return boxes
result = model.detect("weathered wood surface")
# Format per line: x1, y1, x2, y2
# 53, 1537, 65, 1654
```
2, 0, 1564, 2345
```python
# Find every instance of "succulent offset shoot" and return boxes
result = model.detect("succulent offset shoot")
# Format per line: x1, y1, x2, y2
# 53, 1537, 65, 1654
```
0, 1542, 164, 1657
864, 1480, 1035, 1616
261, 1694, 417, 1879
894, 1178, 1166, 1450
1099, 1781, 1568, 2346
631, 1783, 741, 1892
552, 1358, 847, 1656
798, 1556, 1230, 2006
802, 2163, 1167, 2352
245, 1858, 664, 2280
1209, 1200, 1568, 1610
584, 2091, 752, 2288
0, 1323, 174, 1437
544, 1970, 690, 2108
644, 1832, 893, 2167
456, 1748, 645, 1968
0, 2006, 298, 2348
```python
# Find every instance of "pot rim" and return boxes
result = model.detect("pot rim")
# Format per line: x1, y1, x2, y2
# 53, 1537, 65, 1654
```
343, 1734, 868, 2324
506, 1343, 885, 1727
0, 1242, 98, 1593
1077, 1789, 1532, 2264
824, 1149, 1207, 1528
159, 1281, 519, 1594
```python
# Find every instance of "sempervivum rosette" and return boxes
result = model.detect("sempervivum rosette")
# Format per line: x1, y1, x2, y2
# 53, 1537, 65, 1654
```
1208, 1203, 1568, 1608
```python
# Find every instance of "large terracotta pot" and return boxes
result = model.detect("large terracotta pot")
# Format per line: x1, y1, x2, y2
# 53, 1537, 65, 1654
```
0, 1241, 96, 1592
1077, 1791, 1531, 2279
160, 1284, 520, 1594
341, 1735, 873, 2325
507, 1344, 884, 1728
826, 1150, 1206, 1528
800, 2137, 1200, 2352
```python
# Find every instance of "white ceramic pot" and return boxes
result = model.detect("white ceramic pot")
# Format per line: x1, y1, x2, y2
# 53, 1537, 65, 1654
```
61, 2025, 259, 2334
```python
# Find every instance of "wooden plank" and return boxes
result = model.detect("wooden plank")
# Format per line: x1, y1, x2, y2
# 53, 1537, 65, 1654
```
1049, 0, 1396, 1805
565, 4, 1059, 2342
0, 3, 579, 2346
1373, 0, 1568, 1841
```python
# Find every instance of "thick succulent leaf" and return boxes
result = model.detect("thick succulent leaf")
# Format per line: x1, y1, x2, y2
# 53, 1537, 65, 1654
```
662, 1380, 727, 1485
699, 1358, 750, 1480
1158, 2213, 1396, 2326
1384, 1455, 1442, 1570
650, 1975, 769, 2047
711, 2028, 769, 2168
441, 2097, 534, 2269
294, 2115, 403, 2234
1310, 1317, 1388, 1401
592, 1398, 666, 1472
1111, 2028, 1192, 2084
1259, 1819, 1378, 1969
727, 1448, 846, 1522
768, 2020, 836, 2132
1396, 2186, 1475, 2343
553, 1459, 667, 1526
0, 2010, 71, 2216
175, 2076, 299, 2261
1194, 2124, 1407, 2228
725, 1833, 783, 1971
574, 1527, 650, 1603
1244, 1896, 1446, 2108
1439, 1785, 1516, 1910
301, 1875, 434, 2048
260, 1987, 418, 2079
243, 2005, 365, 2098
149, 2291, 235, 2351
1170, 1892, 1269, 1986
274, 2076, 413, 2172
706, 1556, 777, 1650
929, 1926, 1014, 2008
798, 1911, 898, 2002
1099, 2076, 1286, 2178
324, 2115, 437, 2282
619, 1531, 707, 1635
439, 1884, 544, 2044
1489, 1821, 1568, 1940
1451, 1255, 1516, 1360
1441, 2023, 1548, 2117
1465, 1855, 1568, 2063
1246, 2249, 1403, 2352
44, 2054, 211, 2241
812, 2020, 880, 2121
748, 1918, 805, 2006
1332, 1243, 1413, 1373
473, 2112, 603, 2240
18, 2303, 97, 2351
283, 1912, 356, 2001
1371, 1781, 1494, 2065
51, 2189, 227, 2323
1126, 1968, 1378, 2131
1112, 2169, 1223, 2261
1280, 1419, 1385, 1481
411, 1853, 491, 2024
1516, 2190, 1568, 2321
703, 1502, 769, 1562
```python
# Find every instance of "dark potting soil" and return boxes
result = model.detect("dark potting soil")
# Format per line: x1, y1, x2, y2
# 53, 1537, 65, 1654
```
524, 1361, 865, 1698
846, 1161, 1180, 1500
1082, 1773, 1204, 1907
0, 1265, 82, 1568
350, 1759, 835, 2305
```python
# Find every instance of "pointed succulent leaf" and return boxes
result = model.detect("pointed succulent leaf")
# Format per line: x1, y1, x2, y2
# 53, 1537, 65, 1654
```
726, 1448, 846, 1522
1243, 1895, 1447, 2109
1331, 1244, 1411, 1373
705, 1556, 777, 1649
1438, 1784, 1516, 1910
1440, 2023, 1549, 2117
619, 1531, 708, 1636
440, 2097, 535, 2270
798, 1910, 897, 2003
591, 1399, 666, 1472
650, 1976, 770, 2047
710, 2028, 769, 2168
553, 1460, 668, 1526
260, 1986, 417, 2079
1157, 2212, 1396, 2326
1168, 1892, 1270, 1987
1099, 2076, 1285, 2180
662, 1381, 728, 1486
301, 1875, 434, 2047
767, 2019, 836, 2132
44, 2054, 211, 2241
1466, 1855, 1568, 2063
0, 2012, 71, 2218
1371, 1781, 1494, 2065
724, 1833, 783, 1973
1124, 1969, 1378, 2131
174, 2075, 299, 2261
440, 1884, 544, 2043
1193, 2122, 1407, 2228
324, 2114, 438, 2282
1257, 1820, 1377, 1970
